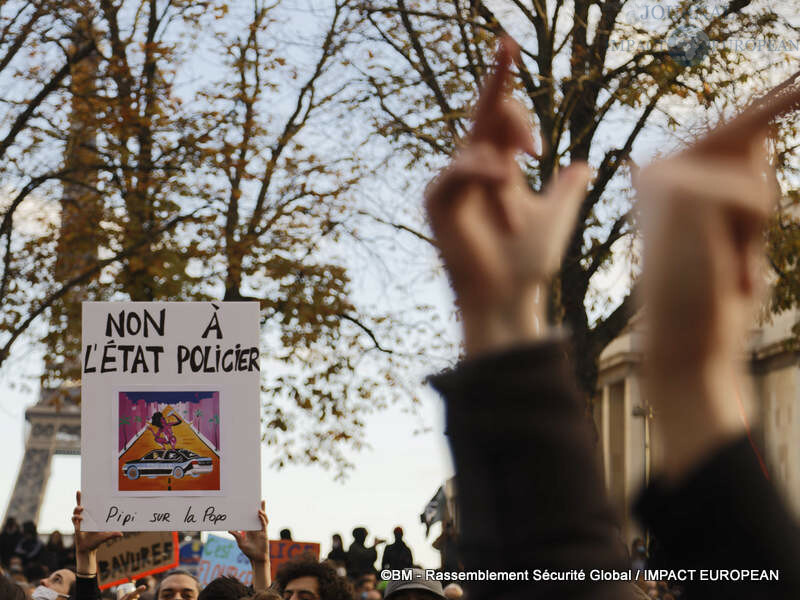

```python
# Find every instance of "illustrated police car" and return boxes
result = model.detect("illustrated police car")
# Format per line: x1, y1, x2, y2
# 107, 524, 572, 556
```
123, 448, 213, 480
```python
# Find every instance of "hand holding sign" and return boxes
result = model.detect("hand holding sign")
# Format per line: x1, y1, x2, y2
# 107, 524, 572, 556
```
637, 81, 800, 481
73, 491, 122, 578
425, 36, 592, 356
229, 500, 270, 590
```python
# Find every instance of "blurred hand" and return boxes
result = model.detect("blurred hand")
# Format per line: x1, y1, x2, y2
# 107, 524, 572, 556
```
426, 37, 591, 354
229, 500, 269, 564
120, 585, 147, 600
637, 86, 800, 479
72, 491, 122, 554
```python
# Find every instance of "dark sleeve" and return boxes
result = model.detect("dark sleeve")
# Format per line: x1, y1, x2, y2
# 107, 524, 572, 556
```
429, 341, 635, 600
636, 437, 800, 599
74, 575, 101, 600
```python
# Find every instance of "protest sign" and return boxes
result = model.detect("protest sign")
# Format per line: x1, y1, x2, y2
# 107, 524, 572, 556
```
97, 531, 179, 590
179, 537, 204, 576
196, 535, 320, 586
269, 539, 321, 579
81, 302, 261, 531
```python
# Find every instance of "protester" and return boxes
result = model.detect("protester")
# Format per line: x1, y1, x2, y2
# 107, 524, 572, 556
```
0, 517, 22, 566
71, 492, 270, 600
0, 573, 26, 600
345, 528, 383, 578
34, 567, 76, 599
354, 573, 377, 599
197, 575, 247, 600
380, 528, 412, 572
425, 33, 800, 600
383, 569, 444, 600
42, 531, 69, 572
326, 534, 347, 576
153, 570, 200, 600
15, 521, 45, 564
273, 555, 353, 600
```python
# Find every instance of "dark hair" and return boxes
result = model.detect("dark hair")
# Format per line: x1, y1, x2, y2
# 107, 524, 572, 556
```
275, 555, 353, 600
22, 520, 37, 536
0, 575, 25, 600
279, 528, 292, 540
23, 561, 47, 582
198, 575, 247, 600
248, 592, 282, 600
155, 569, 201, 597
151, 411, 164, 428
393, 527, 403, 538
352, 527, 367, 543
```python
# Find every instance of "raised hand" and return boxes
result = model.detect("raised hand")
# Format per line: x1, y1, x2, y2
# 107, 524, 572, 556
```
229, 500, 269, 563
73, 491, 122, 553
230, 500, 270, 590
426, 37, 592, 355
637, 83, 800, 480
73, 490, 122, 578
120, 585, 147, 600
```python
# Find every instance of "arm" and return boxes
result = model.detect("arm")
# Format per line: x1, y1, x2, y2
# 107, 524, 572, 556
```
72, 491, 122, 600
426, 37, 632, 599
230, 500, 270, 591
634, 84, 800, 596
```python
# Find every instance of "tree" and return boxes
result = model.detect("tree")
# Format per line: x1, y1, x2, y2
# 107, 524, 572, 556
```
1, 0, 444, 475
354, 0, 799, 394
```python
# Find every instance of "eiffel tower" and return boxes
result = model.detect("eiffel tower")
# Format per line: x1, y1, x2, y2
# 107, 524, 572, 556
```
5, 388, 81, 523
4, 20, 99, 525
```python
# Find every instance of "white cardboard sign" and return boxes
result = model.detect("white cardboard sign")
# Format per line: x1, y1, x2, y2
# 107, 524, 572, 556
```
81, 302, 261, 531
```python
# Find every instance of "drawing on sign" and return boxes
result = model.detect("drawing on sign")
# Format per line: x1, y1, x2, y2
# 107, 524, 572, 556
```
118, 390, 220, 493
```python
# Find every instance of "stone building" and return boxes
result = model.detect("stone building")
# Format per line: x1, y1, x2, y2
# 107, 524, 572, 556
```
595, 308, 800, 543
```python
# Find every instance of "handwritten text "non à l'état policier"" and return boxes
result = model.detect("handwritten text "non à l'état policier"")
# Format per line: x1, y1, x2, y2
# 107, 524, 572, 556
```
82, 307, 259, 374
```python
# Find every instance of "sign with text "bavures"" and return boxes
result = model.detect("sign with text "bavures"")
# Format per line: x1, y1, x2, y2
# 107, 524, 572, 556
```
81, 302, 261, 531
97, 532, 179, 590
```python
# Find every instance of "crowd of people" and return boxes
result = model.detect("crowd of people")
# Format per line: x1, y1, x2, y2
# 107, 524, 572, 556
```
3, 33, 800, 600
0, 497, 467, 600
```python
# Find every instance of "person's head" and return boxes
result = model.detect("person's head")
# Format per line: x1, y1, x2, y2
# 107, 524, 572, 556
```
384, 569, 444, 600
248, 592, 282, 600
279, 529, 292, 541
355, 574, 376, 593
197, 575, 246, 600
0, 575, 25, 600
3, 517, 19, 534
392, 527, 403, 542
34, 568, 76, 599
442, 584, 463, 600
151, 411, 165, 428
352, 527, 367, 544
155, 570, 201, 600
274, 555, 353, 600
47, 531, 63, 549
25, 562, 49, 584
331, 534, 342, 549
22, 521, 37, 538
8, 556, 23, 574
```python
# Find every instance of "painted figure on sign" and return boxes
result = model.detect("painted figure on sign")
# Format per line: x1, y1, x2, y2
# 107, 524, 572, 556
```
150, 408, 181, 449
